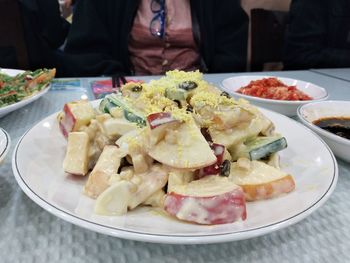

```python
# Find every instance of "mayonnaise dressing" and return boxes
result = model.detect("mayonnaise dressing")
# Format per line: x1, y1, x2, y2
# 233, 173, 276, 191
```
94, 181, 137, 216
171, 176, 240, 197
230, 160, 287, 185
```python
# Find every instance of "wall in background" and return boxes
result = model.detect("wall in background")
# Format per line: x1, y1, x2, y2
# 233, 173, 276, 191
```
241, 0, 291, 71
241, 0, 291, 13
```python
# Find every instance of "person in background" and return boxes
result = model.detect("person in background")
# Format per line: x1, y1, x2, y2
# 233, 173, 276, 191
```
0, 0, 69, 70
63, 0, 74, 8
284, 0, 350, 70
2, 0, 69, 70
62, 0, 78, 12
61, 0, 248, 77
241, 0, 290, 14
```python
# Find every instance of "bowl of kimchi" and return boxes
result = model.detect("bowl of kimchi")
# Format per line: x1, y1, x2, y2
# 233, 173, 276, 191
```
221, 76, 328, 116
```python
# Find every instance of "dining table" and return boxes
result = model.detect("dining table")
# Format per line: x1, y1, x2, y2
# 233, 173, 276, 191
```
0, 69, 349, 263
310, 68, 350, 83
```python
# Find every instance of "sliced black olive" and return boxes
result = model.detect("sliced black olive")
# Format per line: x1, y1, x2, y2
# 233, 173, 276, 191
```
186, 104, 193, 113
220, 91, 231, 98
173, 100, 181, 108
178, 81, 198, 90
131, 85, 143, 92
220, 160, 231, 177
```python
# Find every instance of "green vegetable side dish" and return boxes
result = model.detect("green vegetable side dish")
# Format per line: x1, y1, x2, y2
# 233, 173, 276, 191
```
0, 68, 56, 108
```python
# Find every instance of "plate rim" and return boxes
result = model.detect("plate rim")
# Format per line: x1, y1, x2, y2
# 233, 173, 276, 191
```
11, 106, 338, 244
0, 68, 51, 118
0, 128, 10, 163
221, 75, 329, 105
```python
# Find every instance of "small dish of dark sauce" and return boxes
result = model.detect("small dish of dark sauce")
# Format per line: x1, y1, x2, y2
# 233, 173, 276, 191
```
313, 117, 350, 140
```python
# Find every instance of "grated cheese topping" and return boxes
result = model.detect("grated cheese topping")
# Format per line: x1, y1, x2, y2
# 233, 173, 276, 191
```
116, 70, 263, 135
191, 92, 236, 109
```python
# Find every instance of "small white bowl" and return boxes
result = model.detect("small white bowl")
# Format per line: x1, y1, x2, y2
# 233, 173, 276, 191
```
0, 128, 10, 164
221, 76, 329, 116
297, 100, 350, 162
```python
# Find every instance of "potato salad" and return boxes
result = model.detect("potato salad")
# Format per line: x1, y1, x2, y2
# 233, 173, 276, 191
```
58, 70, 295, 225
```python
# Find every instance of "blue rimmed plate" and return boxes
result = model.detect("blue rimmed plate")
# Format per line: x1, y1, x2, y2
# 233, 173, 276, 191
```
221, 75, 328, 117
0, 128, 10, 164
11, 101, 338, 244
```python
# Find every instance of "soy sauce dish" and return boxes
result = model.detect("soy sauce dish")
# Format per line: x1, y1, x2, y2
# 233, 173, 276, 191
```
297, 100, 350, 162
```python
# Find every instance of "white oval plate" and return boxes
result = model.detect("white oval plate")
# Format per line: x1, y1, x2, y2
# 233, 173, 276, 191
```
0, 68, 51, 118
0, 128, 10, 164
12, 104, 338, 244
221, 76, 328, 116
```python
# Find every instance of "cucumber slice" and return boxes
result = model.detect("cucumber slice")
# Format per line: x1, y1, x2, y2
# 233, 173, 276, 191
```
99, 98, 115, 113
245, 136, 287, 160
123, 110, 146, 126
99, 94, 146, 127
164, 82, 197, 104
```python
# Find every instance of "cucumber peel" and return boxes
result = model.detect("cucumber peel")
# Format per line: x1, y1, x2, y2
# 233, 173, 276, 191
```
245, 136, 287, 160
99, 94, 146, 127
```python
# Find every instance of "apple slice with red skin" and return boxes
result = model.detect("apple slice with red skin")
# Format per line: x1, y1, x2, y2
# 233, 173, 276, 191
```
195, 143, 225, 179
146, 112, 181, 147
58, 101, 95, 138
147, 112, 177, 129
164, 176, 246, 225
230, 160, 295, 201
59, 104, 75, 137
147, 118, 217, 169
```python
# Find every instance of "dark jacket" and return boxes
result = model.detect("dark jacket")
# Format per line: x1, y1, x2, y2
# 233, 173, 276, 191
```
284, 0, 350, 70
62, 0, 248, 77
0, 0, 69, 70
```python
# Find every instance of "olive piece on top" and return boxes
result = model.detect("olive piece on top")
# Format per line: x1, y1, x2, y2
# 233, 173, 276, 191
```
173, 100, 182, 108
220, 160, 231, 177
178, 81, 198, 90
131, 85, 143, 92
186, 104, 193, 113
220, 91, 231, 98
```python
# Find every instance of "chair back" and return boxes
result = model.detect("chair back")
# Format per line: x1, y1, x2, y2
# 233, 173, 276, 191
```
0, 0, 29, 69
250, 8, 288, 72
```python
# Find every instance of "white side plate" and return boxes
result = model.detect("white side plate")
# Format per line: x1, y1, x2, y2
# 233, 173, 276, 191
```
221, 76, 328, 116
0, 68, 51, 118
12, 104, 338, 244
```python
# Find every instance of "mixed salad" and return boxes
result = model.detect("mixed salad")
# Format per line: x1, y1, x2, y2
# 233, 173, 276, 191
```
58, 70, 295, 225
0, 68, 56, 107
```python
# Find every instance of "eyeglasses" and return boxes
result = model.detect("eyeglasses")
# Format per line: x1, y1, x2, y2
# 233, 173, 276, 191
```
149, 0, 166, 38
